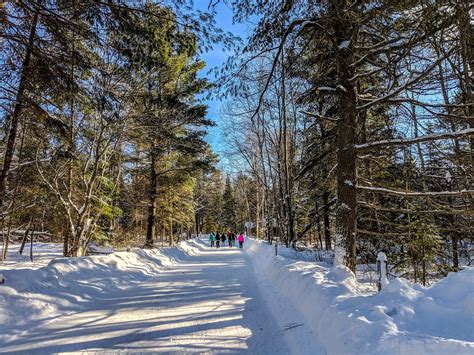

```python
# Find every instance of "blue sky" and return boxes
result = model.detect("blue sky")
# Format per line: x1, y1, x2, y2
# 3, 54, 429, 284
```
193, 1, 251, 165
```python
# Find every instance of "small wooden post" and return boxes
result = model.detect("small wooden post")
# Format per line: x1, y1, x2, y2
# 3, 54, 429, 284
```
376, 252, 389, 291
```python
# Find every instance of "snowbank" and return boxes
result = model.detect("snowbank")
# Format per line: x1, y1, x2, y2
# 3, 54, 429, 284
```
247, 238, 474, 355
0, 240, 201, 343
2, 238, 472, 354
1, 242, 64, 269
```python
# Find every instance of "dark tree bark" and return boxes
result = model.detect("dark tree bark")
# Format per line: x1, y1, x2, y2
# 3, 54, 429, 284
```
169, 217, 173, 247
323, 191, 332, 250
0, 12, 38, 213
280, 57, 296, 248
145, 145, 158, 247
19, 221, 33, 255
19, 230, 29, 255
333, 0, 358, 272
195, 212, 200, 238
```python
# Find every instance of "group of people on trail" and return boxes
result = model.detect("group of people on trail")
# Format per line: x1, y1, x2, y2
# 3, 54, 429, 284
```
208, 230, 245, 249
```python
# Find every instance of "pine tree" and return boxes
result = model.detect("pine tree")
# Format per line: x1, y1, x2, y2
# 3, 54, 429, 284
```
224, 0, 471, 274
112, 3, 213, 247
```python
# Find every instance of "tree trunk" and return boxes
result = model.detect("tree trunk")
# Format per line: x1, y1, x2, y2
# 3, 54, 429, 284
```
19, 221, 33, 255
458, 5, 474, 197
0, 12, 38, 213
64, 4, 77, 257
452, 233, 459, 271
315, 206, 323, 249
421, 245, 426, 286
2, 216, 13, 261
169, 218, 173, 247
333, 1, 358, 272
256, 188, 260, 239
413, 257, 417, 283
63, 231, 71, 257
145, 146, 158, 248
280, 56, 296, 247
69, 216, 91, 257
195, 212, 200, 238
437, 58, 461, 271
323, 191, 332, 250
161, 224, 165, 248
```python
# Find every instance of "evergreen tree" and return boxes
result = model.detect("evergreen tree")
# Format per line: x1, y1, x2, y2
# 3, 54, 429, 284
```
113, 3, 213, 247
222, 0, 470, 273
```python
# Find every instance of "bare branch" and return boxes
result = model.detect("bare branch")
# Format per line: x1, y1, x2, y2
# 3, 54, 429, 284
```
300, 110, 339, 122
355, 128, 474, 151
357, 185, 474, 198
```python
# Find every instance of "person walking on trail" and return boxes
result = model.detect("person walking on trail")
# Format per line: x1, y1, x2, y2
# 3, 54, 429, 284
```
221, 232, 227, 246
215, 232, 221, 248
238, 233, 245, 249
209, 232, 215, 247
227, 232, 231, 247
229, 232, 235, 247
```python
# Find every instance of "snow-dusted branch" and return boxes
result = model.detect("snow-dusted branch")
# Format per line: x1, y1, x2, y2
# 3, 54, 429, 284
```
355, 128, 474, 151
10, 158, 51, 171
358, 201, 474, 216
357, 185, 474, 197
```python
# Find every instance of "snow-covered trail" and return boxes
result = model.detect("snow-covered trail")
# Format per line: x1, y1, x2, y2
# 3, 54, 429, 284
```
1, 238, 318, 354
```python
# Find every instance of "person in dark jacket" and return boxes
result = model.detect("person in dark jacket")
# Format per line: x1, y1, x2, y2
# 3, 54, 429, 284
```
229, 232, 235, 247
215, 232, 221, 248
221, 232, 226, 246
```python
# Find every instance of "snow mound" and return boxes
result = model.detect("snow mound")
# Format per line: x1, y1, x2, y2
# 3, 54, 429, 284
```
176, 238, 204, 256
0, 241, 194, 343
247, 238, 474, 355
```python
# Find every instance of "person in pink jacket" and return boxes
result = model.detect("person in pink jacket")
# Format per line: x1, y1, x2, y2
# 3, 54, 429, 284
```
237, 233, 245, 249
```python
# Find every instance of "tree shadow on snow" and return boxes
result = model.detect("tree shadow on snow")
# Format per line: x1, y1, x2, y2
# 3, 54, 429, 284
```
1, 249, 289, 354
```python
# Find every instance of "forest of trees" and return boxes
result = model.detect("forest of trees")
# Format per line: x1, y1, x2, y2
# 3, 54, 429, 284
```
217, 0, 473, 284
1, 1, 473, 285
0, 1, 231, 256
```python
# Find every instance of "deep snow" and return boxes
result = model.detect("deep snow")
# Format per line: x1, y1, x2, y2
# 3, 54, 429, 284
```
0, 238, 473, 354
0, 240, 318, 353
247, 239, 474, 354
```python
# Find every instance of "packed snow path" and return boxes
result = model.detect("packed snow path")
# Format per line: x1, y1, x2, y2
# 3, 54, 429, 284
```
1, 238, 320, 354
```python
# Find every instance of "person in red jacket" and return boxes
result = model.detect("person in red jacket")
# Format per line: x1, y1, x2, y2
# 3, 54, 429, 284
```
237, 233, 245, 249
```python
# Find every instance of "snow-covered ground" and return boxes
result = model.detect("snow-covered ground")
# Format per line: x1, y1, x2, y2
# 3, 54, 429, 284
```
0, 240, 317, 353
276, 244, 380, 287
1, 242, 63, 269
0, 238, 473, 354
248, 239, 474, 354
